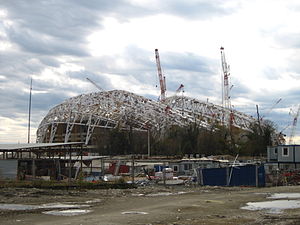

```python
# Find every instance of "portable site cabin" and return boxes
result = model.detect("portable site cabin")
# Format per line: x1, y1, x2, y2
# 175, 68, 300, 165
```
169, 157, 222, 176
267, 145, 300, 171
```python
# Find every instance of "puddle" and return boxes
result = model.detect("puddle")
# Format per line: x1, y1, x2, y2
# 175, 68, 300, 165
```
268, 193, 300, 199
0, 203, 90, 211
241, 200, 300, 214
146, 192, 173, 197
43, 209, 92, 216
85, 199, 102, 204
132, 194, 145, 197
121, 211, 149, 215
41, 203, 90, 209
0, 204, 40, 211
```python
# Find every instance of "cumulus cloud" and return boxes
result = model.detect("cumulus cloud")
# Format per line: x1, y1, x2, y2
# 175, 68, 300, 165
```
0, 0, 300, 143
157, 0, 234, 19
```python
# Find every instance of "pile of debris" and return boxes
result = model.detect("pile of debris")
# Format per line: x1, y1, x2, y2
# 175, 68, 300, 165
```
266, 169, 300, 186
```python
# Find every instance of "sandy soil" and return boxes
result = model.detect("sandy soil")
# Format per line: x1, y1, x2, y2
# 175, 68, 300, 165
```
1, 185, 300, 225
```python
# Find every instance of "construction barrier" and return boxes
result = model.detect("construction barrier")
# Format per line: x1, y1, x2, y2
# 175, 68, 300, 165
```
198, 165, 265, 187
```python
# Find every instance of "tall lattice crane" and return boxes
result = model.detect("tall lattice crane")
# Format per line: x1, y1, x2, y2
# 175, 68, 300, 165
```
289, 105, 300, 144
220, 47, 231, 109
220, 47, 234, 128
175, 84, 184, 94
261, 98, 282, 120
86, 77, 104, 91
155, 49, 166, 102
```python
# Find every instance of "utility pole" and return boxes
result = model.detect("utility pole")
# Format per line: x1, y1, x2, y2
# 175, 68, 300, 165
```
28, 78, 32, 143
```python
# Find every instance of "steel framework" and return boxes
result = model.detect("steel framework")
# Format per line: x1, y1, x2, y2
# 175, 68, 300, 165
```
165, 95, 256, 131
155, 49, 166, 102
37, 90, 257, 144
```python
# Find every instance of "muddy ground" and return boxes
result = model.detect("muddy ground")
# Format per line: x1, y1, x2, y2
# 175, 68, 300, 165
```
1, 185, 300, 225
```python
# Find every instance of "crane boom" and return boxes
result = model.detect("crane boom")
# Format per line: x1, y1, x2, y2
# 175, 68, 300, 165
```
289, 105, 300, 144
86, 77, 104, 91
155, 49, 166, 101
220, 47, 231, 109
262, 98, 282, 119
175, 84, 184, 94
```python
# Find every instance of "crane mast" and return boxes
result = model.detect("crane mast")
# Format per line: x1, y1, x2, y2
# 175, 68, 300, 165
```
155, 49, 166, 102
175, 84, 184, 94
289, 105, 300, 144
220, 47, 231, 109
261, 98, 282, 119
86, 77, 104, 92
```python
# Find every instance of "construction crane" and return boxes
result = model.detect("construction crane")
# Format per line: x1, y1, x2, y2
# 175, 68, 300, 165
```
86, 77, 104, 91
175, 84, 184, 94
220, 47, 234, 128
176, 84, 185, 115
289, 105, 300, 144
220, 47, 231, 109
276, 124, 290, 145
261, 98, 282, 120
155, 49, 166, 102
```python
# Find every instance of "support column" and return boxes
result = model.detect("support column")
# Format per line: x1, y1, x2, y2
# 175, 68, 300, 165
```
255, 165, 259, 187
32, 159, 36, 178
226, 167, 230, 186
101, 158, 105, 177
163, 162, 166, 186
68, 150, 72, 182
80, 152, 83, 178
131, 156, 135, 184
147, 129, 151, 157
90, 160, 93, 174
198, 168, 204, 186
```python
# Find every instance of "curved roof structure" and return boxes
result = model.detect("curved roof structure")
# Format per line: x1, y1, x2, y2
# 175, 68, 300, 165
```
165, 95, 256, 131
37, 90, 257, 144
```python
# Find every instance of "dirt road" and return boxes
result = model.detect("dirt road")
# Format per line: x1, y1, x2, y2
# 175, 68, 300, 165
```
1, 185, 300, 225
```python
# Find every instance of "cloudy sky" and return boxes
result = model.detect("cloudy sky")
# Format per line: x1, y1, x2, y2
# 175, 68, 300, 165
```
1, 0, 300, 144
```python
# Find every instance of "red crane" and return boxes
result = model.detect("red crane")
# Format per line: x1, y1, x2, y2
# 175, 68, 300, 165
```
220, 47, 234, 127
176, 84, 184, 94
289, 105, 300, 144
220, 47, 231, 109
155, 49, 166, 102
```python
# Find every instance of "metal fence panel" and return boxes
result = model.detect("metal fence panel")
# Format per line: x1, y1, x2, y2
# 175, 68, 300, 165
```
199, 165, 265, 187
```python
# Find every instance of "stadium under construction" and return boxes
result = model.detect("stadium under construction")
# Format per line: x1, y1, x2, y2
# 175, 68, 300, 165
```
36, 48, 261, 147
36, 89, 257, 145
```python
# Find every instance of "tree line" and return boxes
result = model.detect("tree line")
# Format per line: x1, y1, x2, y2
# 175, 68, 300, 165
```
96, 120, 281, 157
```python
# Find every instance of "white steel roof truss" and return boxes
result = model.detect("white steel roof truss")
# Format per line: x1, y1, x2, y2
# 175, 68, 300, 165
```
37, 90, 259, 144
